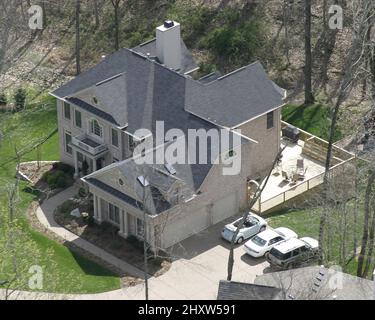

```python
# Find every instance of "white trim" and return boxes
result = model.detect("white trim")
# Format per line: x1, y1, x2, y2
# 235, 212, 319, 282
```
88, 117, 104, 140
184, 67, 200, 75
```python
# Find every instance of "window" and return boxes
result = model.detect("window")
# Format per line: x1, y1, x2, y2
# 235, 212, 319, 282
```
108, 203, 120, 224
128, 135, 135, 152
65, 131, 72, 155
136, 218, 144, 238
75, 109, 82, 128
111, 128, 119, 147
90, 119, 103, 137
63, 102, 71, 120
267, 111, 274, 129
77, 152, 84, 163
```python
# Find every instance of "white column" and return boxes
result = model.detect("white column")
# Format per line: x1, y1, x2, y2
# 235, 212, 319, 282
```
97, 197, 103, 223
93, 158, 97, 172
93, 195, 98, 221
73, 150, 79, 178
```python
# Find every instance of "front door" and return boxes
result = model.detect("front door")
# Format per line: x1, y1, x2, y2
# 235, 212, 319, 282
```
96, 157, 105, 170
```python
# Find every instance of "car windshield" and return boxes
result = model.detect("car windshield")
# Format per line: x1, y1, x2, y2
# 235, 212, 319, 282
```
251, 236, 267, 247
270, 248, 291, 260
233, 216, 258, 228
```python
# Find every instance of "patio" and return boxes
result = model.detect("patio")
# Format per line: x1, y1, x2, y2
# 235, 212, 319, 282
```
251, 123, 355, 213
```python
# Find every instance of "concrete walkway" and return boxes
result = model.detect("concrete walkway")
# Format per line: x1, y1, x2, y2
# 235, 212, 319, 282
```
36, 186, 145, 279
3, 186, 268, 300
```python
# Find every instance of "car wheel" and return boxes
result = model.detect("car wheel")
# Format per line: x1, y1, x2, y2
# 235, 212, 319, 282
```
237, 237, 244, 244
260, 226, 266, 232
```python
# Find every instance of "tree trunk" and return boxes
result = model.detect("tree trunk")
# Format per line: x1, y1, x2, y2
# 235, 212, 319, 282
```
363, 200, 375, 277
111, 0, 120, 51
304, 0, 314, 105
94, 0, 100, 28
357, 171, 375, 277
75, 0, 81, 75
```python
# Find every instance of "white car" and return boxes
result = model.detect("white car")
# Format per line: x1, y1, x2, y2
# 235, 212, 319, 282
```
221, 212, 267, 244
243, 227, 298, 258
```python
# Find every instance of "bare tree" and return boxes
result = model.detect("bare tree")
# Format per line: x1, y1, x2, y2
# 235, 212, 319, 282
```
111, 0, 122, 51
319, 0, 375, 264
75, 0, 81, 75
304, 0, 315, 105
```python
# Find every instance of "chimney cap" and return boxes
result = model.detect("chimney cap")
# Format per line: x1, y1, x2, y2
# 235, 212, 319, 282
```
164, 20, 175, 28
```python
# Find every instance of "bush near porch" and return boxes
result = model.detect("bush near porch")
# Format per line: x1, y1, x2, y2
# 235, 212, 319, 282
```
55, 196, 171, 278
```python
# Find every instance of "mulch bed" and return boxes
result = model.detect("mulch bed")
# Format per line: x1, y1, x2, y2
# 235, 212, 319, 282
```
55, 198, 171, 278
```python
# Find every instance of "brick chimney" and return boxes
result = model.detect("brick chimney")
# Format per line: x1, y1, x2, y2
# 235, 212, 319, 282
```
156, 20, 182, 71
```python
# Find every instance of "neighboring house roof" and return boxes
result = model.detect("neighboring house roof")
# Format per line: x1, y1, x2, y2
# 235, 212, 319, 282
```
131, 38, 198, 74
185, 62, 285, 128
254, 266, 374, 300
217, 280, 282, 300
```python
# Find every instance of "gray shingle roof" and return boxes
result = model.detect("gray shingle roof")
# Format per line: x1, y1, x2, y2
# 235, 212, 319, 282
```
131, 38, 198, 74
217, 280, 282, 300
254, 266, 374, 300
67, 97, 119, 125
86, 177, 171, 215
186, 62, 285, 128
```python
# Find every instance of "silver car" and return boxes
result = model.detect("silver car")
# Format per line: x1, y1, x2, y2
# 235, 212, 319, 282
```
221, 213, 267, 244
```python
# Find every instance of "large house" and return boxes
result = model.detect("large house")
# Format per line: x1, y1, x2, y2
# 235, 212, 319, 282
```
50, 21, 286, 251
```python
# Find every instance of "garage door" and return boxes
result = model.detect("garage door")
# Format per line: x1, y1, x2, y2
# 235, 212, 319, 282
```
162, 207, 209, 248
212, 192, 237, 225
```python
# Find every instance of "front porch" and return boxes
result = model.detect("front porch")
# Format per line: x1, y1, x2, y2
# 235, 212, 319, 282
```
70, 133, 108, 178
250, 121, 355, 213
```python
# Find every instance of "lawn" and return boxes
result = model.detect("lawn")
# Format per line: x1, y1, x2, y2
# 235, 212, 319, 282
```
0, 93, 120, 294
282, 103, 342, 141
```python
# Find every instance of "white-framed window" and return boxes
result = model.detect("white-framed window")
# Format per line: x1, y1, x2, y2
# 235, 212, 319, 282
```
75, 109, 82, 128
89, 119, 103, 137
136, 218, 144, 238
64, 130, 72, 155
108, 203, 120, 224
63, 102, 71, 120
111, 128, 119, 147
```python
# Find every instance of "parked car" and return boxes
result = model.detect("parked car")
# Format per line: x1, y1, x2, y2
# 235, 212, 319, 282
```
244, 227, 298, 258
221, 212, 267, 244
266, 237, 319, 270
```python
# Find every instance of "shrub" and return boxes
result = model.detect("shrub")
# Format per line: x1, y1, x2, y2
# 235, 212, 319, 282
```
56, 175, 68, 188
205, 19, 264, 66
60, 200, 75, 215
42, 169, 69, 189
78, 187, 88, 198
0, 93, 7, 106
14, 88, 27, 111
52, 162, 75, 175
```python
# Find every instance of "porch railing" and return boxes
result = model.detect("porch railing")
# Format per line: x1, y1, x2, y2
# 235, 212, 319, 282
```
71, 133, 108, 155
251, 122, 356, 213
